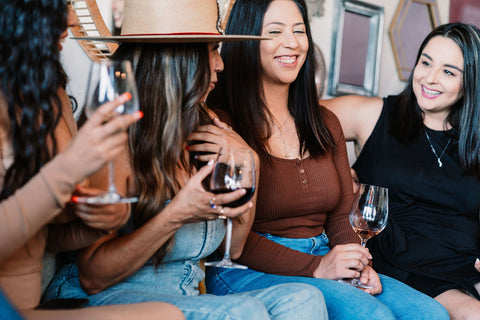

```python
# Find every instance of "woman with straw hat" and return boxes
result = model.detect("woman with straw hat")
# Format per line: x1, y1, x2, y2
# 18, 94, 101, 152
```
42, 0, 328, 319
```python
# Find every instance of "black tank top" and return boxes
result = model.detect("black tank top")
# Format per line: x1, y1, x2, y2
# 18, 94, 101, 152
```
353, 95, 480, 298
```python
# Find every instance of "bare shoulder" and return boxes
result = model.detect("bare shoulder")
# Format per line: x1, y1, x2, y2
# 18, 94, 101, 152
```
320, 95, 383, 146
321, 95, 383, 116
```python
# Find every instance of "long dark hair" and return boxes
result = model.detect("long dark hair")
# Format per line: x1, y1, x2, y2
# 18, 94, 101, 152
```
112, 43, 210, 265
391, 22, 480, 176
208, 0, 334, 162
0, 0, 67, 200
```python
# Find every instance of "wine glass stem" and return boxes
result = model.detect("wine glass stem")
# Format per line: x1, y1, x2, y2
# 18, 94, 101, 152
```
360, 239, 368, 247
107, 160, 118, 194
223, 218, 233, 261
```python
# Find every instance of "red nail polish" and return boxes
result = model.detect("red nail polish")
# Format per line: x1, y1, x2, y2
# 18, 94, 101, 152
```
137, 110, 144, 119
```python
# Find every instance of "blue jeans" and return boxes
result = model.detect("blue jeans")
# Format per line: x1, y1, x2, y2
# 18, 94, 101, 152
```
0, 289, 22, 320
206, 233, 449, 320
43, 221, 328, 320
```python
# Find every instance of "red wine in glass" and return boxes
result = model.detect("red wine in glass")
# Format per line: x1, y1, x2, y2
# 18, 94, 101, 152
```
204, 147, 255, 269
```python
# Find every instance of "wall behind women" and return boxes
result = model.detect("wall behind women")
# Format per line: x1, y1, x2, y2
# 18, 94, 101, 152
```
62, 0, 450, 116
312, 0, 450, 99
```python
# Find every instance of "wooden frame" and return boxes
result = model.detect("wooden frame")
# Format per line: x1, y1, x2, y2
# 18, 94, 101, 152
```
328, 0, 384, 97
389, 0, 440, 81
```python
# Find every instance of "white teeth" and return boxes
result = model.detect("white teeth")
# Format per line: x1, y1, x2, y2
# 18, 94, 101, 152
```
422, 86, 441, 95
275, 56, 296, 64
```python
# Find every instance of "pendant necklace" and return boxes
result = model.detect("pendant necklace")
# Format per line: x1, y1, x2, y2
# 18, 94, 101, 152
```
273, 114, 293, 158
424, 129, 452, 168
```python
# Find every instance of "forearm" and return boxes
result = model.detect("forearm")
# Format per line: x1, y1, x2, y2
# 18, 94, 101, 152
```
46, 220, 106, 253
77, 207, 181, 294
0, 153, 83, 261
237, 231, 323, 277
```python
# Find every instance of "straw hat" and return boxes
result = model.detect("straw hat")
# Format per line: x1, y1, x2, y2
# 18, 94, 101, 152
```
75, 0, 266, 43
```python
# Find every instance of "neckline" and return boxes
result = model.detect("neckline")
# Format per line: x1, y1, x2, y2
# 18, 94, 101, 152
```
268, 152, 311, 162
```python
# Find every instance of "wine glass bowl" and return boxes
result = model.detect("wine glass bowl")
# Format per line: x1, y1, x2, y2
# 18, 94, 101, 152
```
74, 60, 139, 204
350, 184, 388, 246
340, 183, 388, 288
84, 60, 139, 117
204, 146, 255, 269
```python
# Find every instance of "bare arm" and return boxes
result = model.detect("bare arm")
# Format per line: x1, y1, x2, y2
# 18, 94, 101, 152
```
321, 95, 383, 154
77, 162, 252, 294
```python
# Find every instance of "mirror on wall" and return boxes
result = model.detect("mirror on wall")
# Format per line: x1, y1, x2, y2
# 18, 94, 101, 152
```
328, 0, 384, 97
389, 0, 440, 81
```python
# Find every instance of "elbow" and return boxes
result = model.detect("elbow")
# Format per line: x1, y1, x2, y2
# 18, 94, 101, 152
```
230, 243, 245, 260
230, 251, 242, 260
79, 273, 108, 295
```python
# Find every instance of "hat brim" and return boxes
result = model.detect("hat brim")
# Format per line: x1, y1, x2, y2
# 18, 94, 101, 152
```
72, 35, 268, 43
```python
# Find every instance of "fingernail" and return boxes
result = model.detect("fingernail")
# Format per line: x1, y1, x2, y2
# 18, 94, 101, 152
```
476, 258, 480, 266
185, 145, 191, 151
135, 110, 144, 119
122, 92, 132, 101
71, 196, 78, 203
207, 159, 214, 165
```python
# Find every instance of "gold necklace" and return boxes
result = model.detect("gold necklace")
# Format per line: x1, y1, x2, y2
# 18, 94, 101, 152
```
273, 114, 293, 158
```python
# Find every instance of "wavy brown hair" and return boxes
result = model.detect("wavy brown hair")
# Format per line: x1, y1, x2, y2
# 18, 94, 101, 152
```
112, 43, 210, 265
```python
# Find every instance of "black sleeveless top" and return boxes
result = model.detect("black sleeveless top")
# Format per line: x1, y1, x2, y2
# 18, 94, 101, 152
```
354, 95, 480, 298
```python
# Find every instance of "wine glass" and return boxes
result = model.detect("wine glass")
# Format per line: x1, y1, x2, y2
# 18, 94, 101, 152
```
73, 60, 139, 204
340, 183, 388, 288
204, 146, 256, 269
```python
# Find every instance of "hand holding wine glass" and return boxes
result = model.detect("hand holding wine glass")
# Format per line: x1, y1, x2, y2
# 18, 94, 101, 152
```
340, 183, 388, 289
73, 60, 140, 204
204, 146, 256, 269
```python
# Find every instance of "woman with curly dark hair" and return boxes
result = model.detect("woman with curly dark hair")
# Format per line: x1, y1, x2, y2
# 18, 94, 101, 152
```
0, 0, 183, 318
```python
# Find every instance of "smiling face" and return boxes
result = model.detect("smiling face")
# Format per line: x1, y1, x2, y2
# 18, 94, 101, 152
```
413, 36, 464, 125
259, 0, 308, 88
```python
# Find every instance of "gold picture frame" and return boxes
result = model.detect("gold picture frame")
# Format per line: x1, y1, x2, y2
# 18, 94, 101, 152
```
389, 0, 440, 81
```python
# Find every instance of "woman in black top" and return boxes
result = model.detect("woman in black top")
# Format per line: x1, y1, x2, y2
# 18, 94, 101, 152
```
323, 22, 480, 319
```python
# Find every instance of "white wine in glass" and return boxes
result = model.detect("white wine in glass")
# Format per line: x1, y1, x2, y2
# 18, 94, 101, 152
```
74, 60, 139, 204
340, 183, 388, 288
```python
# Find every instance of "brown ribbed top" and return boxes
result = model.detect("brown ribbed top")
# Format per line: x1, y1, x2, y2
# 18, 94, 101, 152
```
230, 108, 359, 277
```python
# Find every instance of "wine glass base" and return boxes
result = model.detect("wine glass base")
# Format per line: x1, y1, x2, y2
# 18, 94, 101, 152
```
338, 278, 373, 289
204, 259, 248, 269
73, 193, 138, 204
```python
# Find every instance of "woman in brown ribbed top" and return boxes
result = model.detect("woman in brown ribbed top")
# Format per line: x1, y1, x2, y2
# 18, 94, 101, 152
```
0, 0, 183, 319
201, 0, 450, 319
